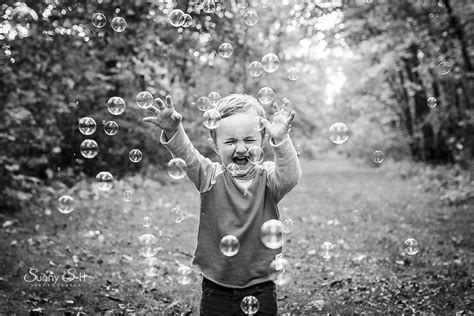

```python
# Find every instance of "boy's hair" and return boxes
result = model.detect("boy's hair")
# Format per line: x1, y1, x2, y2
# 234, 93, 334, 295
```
210, 93, 267, 143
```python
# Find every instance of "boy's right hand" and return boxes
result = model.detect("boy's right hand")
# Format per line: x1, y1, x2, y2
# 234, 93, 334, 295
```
143, 95, 182, 138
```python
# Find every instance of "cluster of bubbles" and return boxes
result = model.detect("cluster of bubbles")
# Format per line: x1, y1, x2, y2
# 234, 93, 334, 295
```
91, 13, 127, 32
248, 53, 280, 78
192, 91, 223, 130
269, 256, 291, 286
168, 9, 193, 28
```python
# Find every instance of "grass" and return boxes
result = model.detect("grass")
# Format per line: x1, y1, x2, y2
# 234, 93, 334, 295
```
0, 155, 472, 314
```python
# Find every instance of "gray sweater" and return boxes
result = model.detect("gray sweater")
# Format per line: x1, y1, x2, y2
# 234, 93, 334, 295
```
161, 124, 302, 288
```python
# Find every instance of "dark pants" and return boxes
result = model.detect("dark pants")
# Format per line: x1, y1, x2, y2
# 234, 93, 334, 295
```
200, 277, 278, 316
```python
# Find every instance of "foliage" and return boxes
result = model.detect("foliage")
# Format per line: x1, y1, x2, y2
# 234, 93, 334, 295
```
1, 0, 472, 212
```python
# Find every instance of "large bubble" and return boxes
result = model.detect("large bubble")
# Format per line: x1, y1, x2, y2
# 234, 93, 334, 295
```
260, 219, 283, 249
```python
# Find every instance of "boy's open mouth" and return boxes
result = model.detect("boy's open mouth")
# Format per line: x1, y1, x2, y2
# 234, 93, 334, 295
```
232, 156, 248, 165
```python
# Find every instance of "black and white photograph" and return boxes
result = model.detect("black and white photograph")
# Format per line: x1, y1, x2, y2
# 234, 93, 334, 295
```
0, 0, 473, 314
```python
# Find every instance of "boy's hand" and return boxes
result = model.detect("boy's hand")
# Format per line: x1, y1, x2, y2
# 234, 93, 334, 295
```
262, 107, 296, 143
143, 95, 182, 138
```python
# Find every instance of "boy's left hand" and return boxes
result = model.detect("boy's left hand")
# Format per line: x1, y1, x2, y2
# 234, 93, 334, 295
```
262, 109, 296, 143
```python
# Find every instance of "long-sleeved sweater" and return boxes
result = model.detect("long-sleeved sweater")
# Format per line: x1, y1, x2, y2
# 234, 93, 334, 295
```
161, 124, 302, 288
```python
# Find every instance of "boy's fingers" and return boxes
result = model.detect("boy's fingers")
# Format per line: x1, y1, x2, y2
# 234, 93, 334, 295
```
261, 118, 271, 129
272, 102, 280, 112
165, 95, 174, 109
171, 112, 182, 123
287, 111, 296, 125
143, 117, 158, 125
145, 105, 160, 115
155, 98, 166, 110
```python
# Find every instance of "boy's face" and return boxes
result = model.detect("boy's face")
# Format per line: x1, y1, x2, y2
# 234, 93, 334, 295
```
214, 108, 263, 170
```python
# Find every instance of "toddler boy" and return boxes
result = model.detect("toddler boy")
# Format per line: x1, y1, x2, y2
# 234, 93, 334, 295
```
144, 93, 301, 315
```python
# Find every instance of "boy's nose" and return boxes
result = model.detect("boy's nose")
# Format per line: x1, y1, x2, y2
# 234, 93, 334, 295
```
235, 143, 248, 155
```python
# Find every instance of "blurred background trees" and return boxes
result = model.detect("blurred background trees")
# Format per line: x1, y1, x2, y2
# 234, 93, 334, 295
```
1, 0, 472, 212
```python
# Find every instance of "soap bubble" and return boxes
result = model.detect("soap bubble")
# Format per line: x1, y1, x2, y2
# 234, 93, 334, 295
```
111, 17, 126, 32
261, 53, 280, 73
372, 150, 385, 164
218, 42, 233, 58
10, 5, 38, 39
248, 146, 264, 165
282, 218, 294, 234
182, 14, 192, 27
203, 109, 221, 129
427, 97, 437, 108
104, 121, 119, 136
78, 117, 97, 135
351, 209, 361, 222
58, 195, 74, 214
138, 233, 159, 258
80, 139, 99, 159
170, 206, 186, 223
220, 235, 240, 257
320, 241, 335, 260
241, 296, 260, 315
437, 61, 451, 75
208, 91, 221, 106
203, 0, 217, 13
177, 266, 193, 285
123, 190, 133, 202
143, 216, 151, 228
328, 122, 349, 144
248, 61, 264, 78
226, 163, 239, 177
258, 87, 274, 105
167, 158, 187, 179
243, 10, 258, 26
196, 97, 212, 111
252, 116, 265, 132
91, 13, 106, 28
136, 91, 154, 109
269, 256, 291, 286
402, 238, 419, 255
169, 9, 185, 27
260, 219, 283, 249
287, 67, 300, 80
107, 96, 126, 115
96, 171, 113, 191
129, 149, 143, 163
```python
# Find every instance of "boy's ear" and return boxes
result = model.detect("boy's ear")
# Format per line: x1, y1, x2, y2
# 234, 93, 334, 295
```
207, 137, 219, 155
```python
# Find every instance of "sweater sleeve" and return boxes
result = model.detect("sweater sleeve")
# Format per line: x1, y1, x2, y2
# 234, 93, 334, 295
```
160, 124, 219, 193
262, 135, 302, 203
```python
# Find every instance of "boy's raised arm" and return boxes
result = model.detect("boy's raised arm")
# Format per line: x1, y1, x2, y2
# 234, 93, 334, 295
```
262, 110, 302, 202
143, 96, 217, 193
